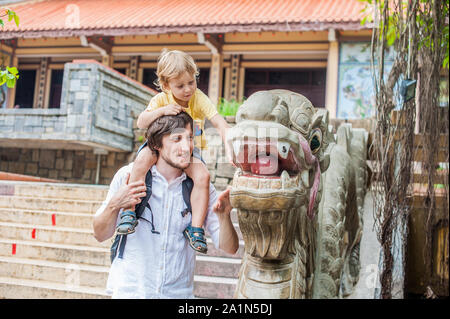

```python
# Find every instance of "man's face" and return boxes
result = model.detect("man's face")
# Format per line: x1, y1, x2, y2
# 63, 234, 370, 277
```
158, 124, 194, 170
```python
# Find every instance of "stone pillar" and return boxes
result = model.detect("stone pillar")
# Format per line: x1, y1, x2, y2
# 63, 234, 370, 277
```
129, 56, 139, 80
36, 57, 49, 109
208, 53, 223, 107
238, 67, 245, 102
229, 54, 241, 101
102, 54, 114, 68
6, 54, 18, 109
325, 29, 339, 119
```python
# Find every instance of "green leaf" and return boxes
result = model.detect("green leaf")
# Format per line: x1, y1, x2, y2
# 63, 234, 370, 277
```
0, 19, 4, 27
7, 10, 14, 22
8, 67, 18, 75
6, 77, 16, 88
6, 67, 18, 75
13, 13, 19, 26
443, 55, 449, 69
361, 16, 367, 26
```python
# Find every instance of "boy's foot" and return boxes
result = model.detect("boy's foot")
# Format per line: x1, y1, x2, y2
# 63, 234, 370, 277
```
183, 224, 208, 254
116, 210, 138, 235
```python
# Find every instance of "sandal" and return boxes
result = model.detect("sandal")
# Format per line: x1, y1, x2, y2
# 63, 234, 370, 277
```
116, 210, 138, 235
183, 224, 208, 254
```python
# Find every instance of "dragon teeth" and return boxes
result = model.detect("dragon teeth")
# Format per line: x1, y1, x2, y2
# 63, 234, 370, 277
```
281, 170, 290, 189
277, 141, 290, 159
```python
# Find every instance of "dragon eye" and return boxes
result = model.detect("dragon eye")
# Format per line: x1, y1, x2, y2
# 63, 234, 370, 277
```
309, 128, 322, 154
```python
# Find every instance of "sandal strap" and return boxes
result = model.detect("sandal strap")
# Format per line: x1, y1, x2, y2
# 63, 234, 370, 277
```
190, 233, 206, 242
185, 226, 206, 244
186, 225, 205, 234
119, 210, 137, 225
120, 210, 136, 218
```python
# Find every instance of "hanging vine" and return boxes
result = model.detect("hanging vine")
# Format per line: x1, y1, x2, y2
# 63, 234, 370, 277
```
363, 0, 449, 298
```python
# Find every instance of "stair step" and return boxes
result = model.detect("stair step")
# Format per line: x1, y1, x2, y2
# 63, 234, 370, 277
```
0, 181, 109, 200
193, 275, 237, 299
0, 276, 109, 299
0, 237, 244, 273
195, 255, 241, 278
0, 274, 237, 299
0, 208, 94, 229
0, 208, 242, 240
0, 195, 102, 214
0, 182, 245, 299
0, 221, 109, 248
0, 238, 110, 266
0, 221, 242, 253
0, 256, 109, 288
205, 238, 245, 259
0, 254, 240, 290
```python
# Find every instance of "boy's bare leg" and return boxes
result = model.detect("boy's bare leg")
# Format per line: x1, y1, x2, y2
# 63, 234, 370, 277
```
184, 157, 210, 228
183, 157, 210, 253
116, 146, 157, 234
128, 146, 157, 194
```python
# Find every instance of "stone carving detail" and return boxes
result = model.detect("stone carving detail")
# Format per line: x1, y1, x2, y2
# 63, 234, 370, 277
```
226, 90, 367, 298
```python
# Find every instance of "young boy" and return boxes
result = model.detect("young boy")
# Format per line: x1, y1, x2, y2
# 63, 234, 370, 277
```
116, 49, 230, 254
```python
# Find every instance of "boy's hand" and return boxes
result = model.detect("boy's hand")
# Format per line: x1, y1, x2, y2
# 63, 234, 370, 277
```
161, 104, 184, 116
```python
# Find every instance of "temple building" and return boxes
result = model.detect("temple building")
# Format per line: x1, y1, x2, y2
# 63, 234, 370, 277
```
0, 0, 378, 184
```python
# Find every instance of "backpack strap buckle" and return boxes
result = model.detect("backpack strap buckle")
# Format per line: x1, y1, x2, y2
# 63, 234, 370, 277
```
181, 208, 191, 217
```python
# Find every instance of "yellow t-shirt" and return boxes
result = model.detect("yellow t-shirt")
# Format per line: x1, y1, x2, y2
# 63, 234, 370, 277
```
146, 89, 218, 149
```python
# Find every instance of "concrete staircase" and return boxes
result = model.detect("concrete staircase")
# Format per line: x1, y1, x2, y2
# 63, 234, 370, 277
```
0, 180, 243, 299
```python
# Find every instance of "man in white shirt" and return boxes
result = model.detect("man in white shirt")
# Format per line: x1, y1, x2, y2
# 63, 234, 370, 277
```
93, 112, 238, 298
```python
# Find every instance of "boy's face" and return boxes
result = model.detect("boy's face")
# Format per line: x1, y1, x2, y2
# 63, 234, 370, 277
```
165, 71, 197, 106
157, 124, 194, 170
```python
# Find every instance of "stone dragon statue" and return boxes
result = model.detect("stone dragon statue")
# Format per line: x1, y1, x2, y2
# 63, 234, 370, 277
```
226, 90, 368, 298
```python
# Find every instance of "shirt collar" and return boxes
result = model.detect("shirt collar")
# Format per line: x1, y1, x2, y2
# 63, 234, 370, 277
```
151, 165, 187, 187
167, 89, 196, 109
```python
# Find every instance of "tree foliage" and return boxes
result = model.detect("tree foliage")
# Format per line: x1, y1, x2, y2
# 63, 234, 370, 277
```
0, 8, 20, 88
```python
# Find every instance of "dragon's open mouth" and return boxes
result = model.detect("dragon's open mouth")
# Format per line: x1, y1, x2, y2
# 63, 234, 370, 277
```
228, 122, 321, 219
232, 139, 301, 177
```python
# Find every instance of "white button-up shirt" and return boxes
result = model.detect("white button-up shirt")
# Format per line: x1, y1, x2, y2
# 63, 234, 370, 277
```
95, 164, 221, 299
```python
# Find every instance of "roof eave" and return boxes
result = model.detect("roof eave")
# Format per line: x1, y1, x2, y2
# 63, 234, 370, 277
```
0, 22, 372, 40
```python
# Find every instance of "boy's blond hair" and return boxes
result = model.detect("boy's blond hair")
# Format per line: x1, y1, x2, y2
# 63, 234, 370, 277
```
155, 49, 199, 91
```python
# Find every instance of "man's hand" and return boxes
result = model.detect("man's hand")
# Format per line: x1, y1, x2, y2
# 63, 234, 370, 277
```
93, 172, 147, 242
161, 104, 185, 116
213, 186, 239, 255
213, 186, 233, 216
109, 173, 147, 210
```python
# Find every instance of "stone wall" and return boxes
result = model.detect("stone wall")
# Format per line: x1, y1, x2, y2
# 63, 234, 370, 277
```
0, 148, 128, 185
0, 60, 155, 185
0, 60, 154, 152
201, 122, 236, 192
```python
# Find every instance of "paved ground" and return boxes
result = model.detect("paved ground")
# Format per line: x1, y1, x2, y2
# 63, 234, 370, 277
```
346, 190, 382, 299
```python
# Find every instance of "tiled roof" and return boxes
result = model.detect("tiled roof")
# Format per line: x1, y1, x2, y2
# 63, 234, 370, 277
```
2, 0, 370, 38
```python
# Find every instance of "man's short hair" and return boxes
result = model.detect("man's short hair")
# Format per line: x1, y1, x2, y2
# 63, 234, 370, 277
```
145, 112, 194, 154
